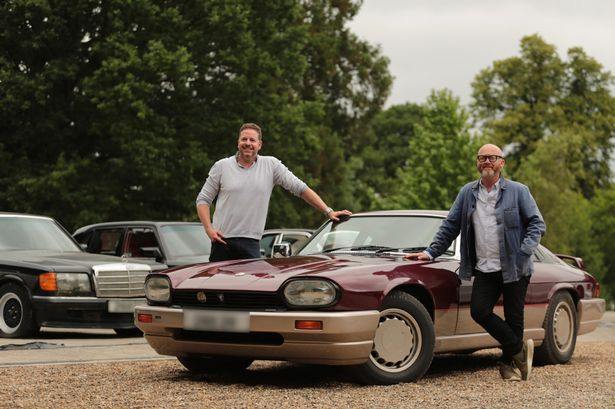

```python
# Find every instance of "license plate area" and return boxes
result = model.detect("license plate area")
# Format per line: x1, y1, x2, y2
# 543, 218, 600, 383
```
108, 299, 145, 313
183, 309, 250, 333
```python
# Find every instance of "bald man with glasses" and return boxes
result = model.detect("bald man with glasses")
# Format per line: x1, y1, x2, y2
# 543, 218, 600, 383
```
405, 144, 546, 381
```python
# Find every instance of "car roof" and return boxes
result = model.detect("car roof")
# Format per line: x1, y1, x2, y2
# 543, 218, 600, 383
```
74, 221, 202, 234
263, 228, 314, 234
350, 210, 449, 217
0, 212, 53, 220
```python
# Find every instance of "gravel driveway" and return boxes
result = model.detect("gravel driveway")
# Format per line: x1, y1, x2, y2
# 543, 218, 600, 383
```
1, 342, 613, 409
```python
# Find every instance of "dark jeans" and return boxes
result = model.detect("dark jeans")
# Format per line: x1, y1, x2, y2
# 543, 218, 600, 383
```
209, 237, 261, 262
470, 270, 530, 362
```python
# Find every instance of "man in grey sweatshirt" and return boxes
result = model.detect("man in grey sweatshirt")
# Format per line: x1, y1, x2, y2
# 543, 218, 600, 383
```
196, 123, 351, 262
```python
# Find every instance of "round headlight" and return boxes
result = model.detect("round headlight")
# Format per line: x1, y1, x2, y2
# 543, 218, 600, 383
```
283, 279, 338, 307
145, 276, 171, 303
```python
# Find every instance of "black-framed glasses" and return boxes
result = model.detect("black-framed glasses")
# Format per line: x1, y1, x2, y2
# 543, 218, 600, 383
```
477, 155, 503, 163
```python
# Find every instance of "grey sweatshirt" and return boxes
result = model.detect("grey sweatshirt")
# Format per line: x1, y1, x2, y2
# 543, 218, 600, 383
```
196, 155, 308, 240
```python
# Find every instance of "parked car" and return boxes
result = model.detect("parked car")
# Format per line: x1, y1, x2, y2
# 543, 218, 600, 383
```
135, 210, 605, 384
0, 213, 167, 338
74, 221, 211, 267
260, 228, 313, 258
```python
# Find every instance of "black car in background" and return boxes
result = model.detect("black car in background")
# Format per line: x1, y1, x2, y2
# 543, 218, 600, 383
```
73, 221, 211, 267
0, 213, 166, 338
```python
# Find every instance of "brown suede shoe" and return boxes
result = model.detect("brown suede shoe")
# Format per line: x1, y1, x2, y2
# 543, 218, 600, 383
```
512, 339, 534, 381
498, 361, 522, 381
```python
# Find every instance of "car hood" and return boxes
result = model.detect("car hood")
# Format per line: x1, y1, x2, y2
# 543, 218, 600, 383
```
0, 250, 166, 272
164, 254, 425, 292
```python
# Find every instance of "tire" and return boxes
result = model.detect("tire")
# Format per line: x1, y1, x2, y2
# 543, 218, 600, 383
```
113, 327, 143, 337
535, 291, 578, 365
349, 291, 435, 385
0, 282, 37, 338
177, 356, 254, 375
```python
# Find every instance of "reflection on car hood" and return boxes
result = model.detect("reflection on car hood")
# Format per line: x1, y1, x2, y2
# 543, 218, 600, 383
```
165, 254, 424, 292
0, 250, 166, 272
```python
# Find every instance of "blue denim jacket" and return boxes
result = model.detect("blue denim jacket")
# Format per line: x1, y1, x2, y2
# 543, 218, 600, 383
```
425, 178, 546, 283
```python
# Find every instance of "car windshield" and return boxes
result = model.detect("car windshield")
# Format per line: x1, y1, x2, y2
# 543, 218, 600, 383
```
159, 224, 211, 257
0, 217, 81, 252
298, 215, 455, 256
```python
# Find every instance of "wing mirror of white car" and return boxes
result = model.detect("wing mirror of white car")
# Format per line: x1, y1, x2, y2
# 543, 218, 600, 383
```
272, 243, 292, 258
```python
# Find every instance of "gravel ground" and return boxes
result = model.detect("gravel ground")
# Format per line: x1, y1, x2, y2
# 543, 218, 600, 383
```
1, 342, 613, 409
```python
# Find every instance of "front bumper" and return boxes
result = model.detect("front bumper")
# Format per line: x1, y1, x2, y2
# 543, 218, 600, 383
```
577, 298, 606, 335
32, 296, 146, 329
135, 305, 380, 365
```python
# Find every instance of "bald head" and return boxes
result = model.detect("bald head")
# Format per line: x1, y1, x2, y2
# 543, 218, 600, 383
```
477, 144, 503, 157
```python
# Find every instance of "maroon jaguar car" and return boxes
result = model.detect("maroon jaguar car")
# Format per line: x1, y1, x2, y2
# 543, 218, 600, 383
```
135, 210, 605, 384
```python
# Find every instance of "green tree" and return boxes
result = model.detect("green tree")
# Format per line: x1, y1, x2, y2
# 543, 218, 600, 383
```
363, 90, 479, 211
589, 184, 615, 300
515, 133, 606, 286
0, 0, 391, 230
471, 34, 615, 198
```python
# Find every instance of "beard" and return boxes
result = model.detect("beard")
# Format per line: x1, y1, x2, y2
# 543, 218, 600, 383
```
481, 167, 496, 178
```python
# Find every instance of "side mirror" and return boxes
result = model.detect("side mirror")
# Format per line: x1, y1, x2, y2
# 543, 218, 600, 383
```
272, 243, 292, 258
140, 246, 163, 261
555, 253, 585, 270
79, 243, 88, 251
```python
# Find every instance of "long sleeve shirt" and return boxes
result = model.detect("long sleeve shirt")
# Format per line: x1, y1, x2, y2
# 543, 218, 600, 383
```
196, 155, 308, 240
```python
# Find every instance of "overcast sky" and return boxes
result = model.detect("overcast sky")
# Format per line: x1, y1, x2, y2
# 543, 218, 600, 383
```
349, 0, 615, 107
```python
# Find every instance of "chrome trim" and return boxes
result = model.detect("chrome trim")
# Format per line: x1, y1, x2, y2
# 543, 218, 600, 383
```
435, 328, 545, 353
92, 263, 151, 298
32, 296, 146, 303
32, 296, 100, 302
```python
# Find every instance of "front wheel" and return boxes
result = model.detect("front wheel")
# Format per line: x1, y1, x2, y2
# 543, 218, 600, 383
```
535, 291, 578, 365
178, 356, 254, 375
349, 291, 435, 384
0, 283, 37, 338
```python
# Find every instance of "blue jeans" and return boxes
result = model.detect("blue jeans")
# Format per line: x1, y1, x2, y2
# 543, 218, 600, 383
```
209, 238, 261, 262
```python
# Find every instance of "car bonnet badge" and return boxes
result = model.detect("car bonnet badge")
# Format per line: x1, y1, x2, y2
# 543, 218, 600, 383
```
196, 292, 207, 303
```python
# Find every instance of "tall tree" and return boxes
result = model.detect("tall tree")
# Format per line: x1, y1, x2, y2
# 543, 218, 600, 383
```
471, 34, 615, 198
0, 0, 391, 230
361, 90, 479, 211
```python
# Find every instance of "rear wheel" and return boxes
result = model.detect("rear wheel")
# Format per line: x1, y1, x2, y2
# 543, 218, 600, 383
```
178, 356, 254, 375
0, 283, 37, 338
535, 291, 577, 365
350, 291, 435, 384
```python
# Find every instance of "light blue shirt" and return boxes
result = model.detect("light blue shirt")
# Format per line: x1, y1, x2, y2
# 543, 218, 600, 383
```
473, 179, 501, 272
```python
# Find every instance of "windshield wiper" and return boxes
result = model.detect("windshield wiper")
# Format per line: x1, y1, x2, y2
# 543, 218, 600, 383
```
322, 245, 397, 253
399, 246, 428, 252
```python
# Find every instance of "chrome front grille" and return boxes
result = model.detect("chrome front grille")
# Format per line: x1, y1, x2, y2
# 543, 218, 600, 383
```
93, 263, 151, 298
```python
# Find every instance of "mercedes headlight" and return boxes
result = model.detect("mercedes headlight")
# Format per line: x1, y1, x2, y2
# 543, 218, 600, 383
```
283, 279, 338, 307
56, 273, 91, 296
145, 276, 171, 303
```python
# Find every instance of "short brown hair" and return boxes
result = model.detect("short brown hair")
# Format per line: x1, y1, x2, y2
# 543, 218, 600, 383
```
239, 123, 262, 140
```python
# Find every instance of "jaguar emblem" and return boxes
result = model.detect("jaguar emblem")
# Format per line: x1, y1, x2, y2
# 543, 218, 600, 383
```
196, 292, 207, 303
